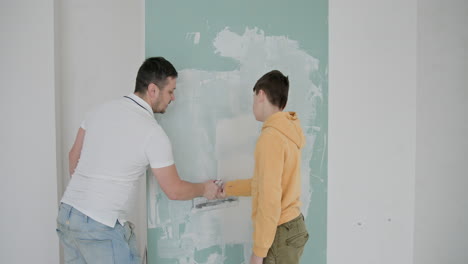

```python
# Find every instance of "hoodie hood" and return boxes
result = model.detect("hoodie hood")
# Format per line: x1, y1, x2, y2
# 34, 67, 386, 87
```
262, 111, 305, 149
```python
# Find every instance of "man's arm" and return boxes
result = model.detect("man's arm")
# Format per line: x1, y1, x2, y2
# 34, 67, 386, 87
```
69, 128, 85, 176
152, 164, 219, 200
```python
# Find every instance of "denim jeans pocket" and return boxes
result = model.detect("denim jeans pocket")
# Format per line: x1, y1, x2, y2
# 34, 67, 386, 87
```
76, 239, 114, 264
56, 228, 83, 263
124, 222, 140, 261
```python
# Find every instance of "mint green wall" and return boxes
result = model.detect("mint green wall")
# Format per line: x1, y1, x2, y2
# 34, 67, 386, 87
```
146, 1, 327, 263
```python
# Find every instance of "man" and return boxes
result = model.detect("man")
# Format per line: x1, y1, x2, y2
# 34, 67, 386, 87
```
222, 70, 309, 264
57, 57, 220, 263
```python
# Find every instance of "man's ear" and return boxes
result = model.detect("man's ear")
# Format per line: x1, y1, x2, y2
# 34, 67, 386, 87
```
148, 83, 160, 99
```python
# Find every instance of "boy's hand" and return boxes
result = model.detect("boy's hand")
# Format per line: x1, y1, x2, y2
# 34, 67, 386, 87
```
250, 253, 263, 264
214, 180, 226, 199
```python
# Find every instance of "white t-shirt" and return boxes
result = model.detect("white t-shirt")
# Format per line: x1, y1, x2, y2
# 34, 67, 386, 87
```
61, 93, 174, 227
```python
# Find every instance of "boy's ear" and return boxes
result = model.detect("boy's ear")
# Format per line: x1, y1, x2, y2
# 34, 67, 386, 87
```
258, 89, 266, 102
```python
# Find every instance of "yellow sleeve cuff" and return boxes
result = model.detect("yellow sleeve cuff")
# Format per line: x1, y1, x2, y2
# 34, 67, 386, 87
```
224, 179, 252, 196
253, 246, 269, 258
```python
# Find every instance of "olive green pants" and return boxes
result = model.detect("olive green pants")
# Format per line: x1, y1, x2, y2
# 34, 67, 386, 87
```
264, 214, 309, 264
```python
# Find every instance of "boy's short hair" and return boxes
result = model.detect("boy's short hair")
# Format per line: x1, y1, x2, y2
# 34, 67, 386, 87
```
253, 70, 289, 110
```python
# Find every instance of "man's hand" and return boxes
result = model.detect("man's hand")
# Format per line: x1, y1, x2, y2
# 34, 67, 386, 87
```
250, 253, 263, 264
203, 180, 220, 200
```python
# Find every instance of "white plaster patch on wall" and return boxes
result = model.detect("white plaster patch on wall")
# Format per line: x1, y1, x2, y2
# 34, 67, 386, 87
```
148, 26, 321, 262
215, 114, 259, 164
186, 32, 201, 44
213, 26, 320, 217
206, 253, 223, 264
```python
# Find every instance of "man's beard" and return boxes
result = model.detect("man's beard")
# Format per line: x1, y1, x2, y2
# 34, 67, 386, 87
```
154, 98, 166, 114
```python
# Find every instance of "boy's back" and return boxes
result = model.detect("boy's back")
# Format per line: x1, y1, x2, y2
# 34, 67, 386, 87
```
224, 70, 309, 264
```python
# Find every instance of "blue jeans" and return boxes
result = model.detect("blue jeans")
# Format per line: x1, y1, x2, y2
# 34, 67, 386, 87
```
56, 203, 141, 264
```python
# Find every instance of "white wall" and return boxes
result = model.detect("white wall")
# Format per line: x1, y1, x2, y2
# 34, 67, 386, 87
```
328, 1, 417, 264
57, 0, 146, 260
0, 1, 60, 263
414, 1, 468, 264
57, 0, 145, 178
2, 1, 467, 263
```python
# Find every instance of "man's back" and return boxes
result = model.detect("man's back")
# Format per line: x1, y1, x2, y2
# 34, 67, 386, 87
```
56, 57, 221, 263
61, 94, 173, 227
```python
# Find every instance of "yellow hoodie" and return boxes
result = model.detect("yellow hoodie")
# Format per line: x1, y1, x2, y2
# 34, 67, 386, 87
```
224, 111, 305, 257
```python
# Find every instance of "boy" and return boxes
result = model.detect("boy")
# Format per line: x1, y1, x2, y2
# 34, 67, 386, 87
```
223, 70, 309, 264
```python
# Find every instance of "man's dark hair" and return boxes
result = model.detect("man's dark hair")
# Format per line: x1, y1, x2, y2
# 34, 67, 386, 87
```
134, 57, 178, 93
253, 70, 289, 110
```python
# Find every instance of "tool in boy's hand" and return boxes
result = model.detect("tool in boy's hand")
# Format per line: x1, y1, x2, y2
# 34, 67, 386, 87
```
214, 179, 224, 191
191, 179, 237, 212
